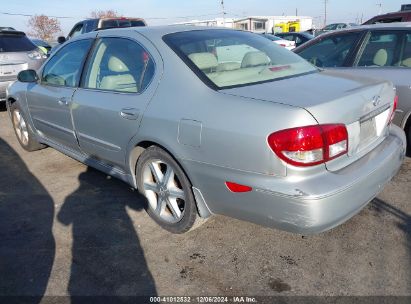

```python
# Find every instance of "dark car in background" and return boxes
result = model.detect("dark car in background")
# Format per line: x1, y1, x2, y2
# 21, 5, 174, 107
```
58, 17, 147, 43
0, 30, 46, 103
364, 4, 411, 24
275, 32, 314, 47
294, 23, 411, 153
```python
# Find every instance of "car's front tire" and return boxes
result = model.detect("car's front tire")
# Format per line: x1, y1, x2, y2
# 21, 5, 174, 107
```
10, 102, 45, 152
136, 146, 199, 234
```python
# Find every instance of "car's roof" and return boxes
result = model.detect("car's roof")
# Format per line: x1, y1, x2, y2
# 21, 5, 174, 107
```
99, 25, 235, 37
331, 22, 411, 32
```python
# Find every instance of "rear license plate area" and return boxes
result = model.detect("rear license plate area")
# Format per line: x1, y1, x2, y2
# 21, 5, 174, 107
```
359, 108, 390, 150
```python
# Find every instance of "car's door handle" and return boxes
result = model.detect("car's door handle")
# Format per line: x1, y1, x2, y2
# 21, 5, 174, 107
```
57, 97, 69, 106
120, 108, 139, 120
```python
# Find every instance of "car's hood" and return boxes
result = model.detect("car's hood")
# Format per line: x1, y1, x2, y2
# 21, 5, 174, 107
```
221, 69, 394, 125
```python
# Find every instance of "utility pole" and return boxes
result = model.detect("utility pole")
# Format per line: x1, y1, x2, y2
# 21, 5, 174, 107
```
376, 3, 383, 15
221, 0, 226, 26
324, 0, 328, 27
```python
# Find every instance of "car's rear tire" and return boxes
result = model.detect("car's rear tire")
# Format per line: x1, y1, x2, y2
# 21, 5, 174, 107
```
406, 118, 411, 157
136, 146, 199, 234
10, 102, 45, 152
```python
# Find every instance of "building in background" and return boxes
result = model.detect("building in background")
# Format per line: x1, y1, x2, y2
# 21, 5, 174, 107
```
175, 16, 313, 34
175, 18, 235, 28
233, 16, 313, 34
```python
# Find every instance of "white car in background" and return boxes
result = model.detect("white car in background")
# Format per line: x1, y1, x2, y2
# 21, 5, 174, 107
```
260, 33, 296, 50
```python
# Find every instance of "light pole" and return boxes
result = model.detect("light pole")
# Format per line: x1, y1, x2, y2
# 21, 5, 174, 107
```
221, 0, 226, 26
324, 0, 328, 27
376, 3, 383, 15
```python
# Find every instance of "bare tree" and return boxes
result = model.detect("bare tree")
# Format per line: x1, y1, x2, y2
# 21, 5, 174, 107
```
27, 15, 61, 41
90, 10, 121, 18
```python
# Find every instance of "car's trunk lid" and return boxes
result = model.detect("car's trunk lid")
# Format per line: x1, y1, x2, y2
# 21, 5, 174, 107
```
221, 70, 395, 171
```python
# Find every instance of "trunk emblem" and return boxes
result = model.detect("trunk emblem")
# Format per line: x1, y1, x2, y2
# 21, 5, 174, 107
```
372, 95, 381, 107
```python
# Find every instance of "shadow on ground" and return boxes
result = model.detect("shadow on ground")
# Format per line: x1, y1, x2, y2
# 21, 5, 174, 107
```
0, 138, 55, 301
58, 166, 157, 297
371, 197, 411, 284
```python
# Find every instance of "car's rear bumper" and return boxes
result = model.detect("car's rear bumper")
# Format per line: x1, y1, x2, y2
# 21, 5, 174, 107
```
184, 125, 406, 234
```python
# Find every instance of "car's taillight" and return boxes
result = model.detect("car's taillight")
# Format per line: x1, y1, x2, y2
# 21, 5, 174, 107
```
389, 95, 398, 124
267, 124, 348, 167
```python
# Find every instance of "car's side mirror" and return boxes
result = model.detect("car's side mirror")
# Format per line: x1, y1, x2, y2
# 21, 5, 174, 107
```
57, 36, 66, 44
17, 69, 39, 83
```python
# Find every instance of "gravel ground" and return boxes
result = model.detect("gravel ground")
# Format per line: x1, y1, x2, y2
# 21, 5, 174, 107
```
0, 107, 410, 298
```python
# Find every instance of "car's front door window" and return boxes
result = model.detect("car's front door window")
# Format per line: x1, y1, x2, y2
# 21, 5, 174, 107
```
298, 32, 361, 67
69, 24, 84, 39
41, 39, 93, 87
356, 31, 402, 67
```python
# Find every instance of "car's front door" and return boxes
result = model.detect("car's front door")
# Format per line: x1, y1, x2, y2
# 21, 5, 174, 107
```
27, 38, 94, 151
71, 34, 160, 170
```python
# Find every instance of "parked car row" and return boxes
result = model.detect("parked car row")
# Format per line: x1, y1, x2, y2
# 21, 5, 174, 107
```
5, 26, 406, 235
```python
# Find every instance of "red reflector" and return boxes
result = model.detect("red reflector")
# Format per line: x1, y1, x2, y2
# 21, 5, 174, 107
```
226, 182, 252, 193
390, 95, 398, 123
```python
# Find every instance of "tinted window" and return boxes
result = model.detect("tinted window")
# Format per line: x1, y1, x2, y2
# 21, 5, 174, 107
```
130, 20, 146, 27
82, 38, 154, 93
298, 32, 361, 67
42, 39, 92, 87
164, 30, 317, 89
0, 33, 36, 52
69, 24, 84, 38
357, 32, 401, 67
83, 20, 98, 33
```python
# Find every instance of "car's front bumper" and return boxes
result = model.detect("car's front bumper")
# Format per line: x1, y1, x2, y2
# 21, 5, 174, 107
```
184, 125, 406, 234
0, 80, 14, 101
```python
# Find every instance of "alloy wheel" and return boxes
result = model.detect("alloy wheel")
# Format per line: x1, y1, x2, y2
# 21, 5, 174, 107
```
142, 159, 186, 223
13, 109, 29, 146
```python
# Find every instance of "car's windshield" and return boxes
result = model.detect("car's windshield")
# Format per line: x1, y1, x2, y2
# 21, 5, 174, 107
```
0, 33, 36, 52
164, 30, 317, 89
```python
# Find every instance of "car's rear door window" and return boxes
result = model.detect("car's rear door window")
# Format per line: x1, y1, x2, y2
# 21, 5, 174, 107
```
297, 32, 362, 67
356, 31, 402, 67
164, 30, 317, 89
42, 39, 92, 87
82, 37, 154, 93
0, 33, 36, 52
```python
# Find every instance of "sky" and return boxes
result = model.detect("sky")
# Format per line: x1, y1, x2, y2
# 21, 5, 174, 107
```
0, 0, 407, 36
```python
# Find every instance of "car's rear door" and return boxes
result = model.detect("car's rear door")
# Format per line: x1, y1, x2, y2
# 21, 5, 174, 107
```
71, 31, 162, 170
341, 29, 411, 126
27, 38, 94, 151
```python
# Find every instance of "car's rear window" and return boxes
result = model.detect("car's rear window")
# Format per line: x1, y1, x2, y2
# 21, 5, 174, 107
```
0, 33, 36, 52
101, 19, 146, 28
163, 30, 317, 89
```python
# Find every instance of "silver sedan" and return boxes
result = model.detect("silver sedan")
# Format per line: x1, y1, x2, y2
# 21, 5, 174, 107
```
6, 26, 406, 234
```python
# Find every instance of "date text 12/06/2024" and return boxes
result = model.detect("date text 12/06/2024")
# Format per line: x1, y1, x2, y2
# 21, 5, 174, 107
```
149, 296, 257, 303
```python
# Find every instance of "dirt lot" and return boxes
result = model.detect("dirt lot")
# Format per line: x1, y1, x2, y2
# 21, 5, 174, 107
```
0, 106, 410, 298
